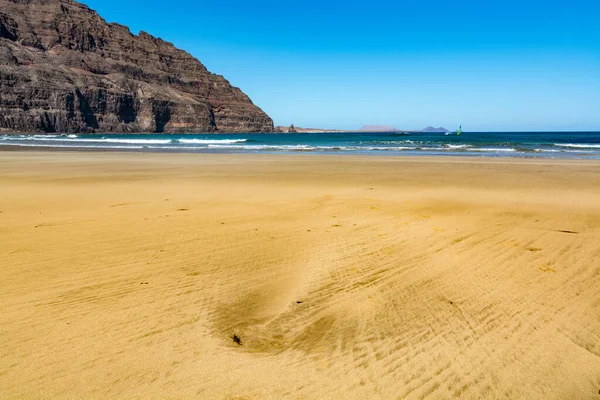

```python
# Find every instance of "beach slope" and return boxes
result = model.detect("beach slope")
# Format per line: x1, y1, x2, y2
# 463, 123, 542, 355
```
1, 153, 599, 399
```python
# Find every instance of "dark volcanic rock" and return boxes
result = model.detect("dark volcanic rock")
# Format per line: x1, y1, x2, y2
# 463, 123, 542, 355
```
0, 0, 274, 133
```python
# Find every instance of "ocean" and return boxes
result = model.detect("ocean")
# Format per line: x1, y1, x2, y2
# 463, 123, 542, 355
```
2, 131, 600, 158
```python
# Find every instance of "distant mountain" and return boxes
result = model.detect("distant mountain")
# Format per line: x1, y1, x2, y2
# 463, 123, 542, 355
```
360, 125, 398, 132
422, 126, 449, 133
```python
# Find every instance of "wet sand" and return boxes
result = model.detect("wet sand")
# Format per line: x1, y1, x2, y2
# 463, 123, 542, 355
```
1, 152, 599, 399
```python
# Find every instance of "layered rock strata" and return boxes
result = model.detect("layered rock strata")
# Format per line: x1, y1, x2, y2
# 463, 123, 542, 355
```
0, 0, 274, 133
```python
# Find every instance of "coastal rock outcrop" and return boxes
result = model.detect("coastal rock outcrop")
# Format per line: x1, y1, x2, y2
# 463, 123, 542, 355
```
0, 0, 274, 133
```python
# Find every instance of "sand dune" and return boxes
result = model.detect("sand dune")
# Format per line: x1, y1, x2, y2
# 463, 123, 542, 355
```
1, 152, 599, 399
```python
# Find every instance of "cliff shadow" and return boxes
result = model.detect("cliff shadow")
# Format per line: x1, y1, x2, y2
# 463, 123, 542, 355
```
152, 100, 172, 133
116, 95, 137, 124
75, 89, 99, 129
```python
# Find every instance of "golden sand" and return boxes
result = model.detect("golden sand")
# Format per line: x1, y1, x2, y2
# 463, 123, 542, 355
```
1, 152, 599, 399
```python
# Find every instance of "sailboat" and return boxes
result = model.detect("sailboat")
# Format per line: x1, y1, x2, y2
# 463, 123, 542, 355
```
445, 125, 462, 135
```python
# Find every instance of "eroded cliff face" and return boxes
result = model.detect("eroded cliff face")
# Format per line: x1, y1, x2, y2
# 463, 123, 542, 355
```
0, 0, 274, 133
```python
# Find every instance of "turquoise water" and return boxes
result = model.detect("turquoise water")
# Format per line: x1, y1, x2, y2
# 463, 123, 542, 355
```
2, 131, 600, 158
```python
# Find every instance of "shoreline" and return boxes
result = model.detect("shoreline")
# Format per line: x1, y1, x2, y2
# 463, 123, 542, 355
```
3, 149, 600, 164
2, 130, 600, 159
1, 146, 599, 160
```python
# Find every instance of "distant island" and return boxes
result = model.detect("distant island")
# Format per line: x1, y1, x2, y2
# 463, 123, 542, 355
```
276, 125, 451, 133
360, 125, 449, 133
359, 125, 398, 132
421, 126, 450, 133
276, 125, 348, 133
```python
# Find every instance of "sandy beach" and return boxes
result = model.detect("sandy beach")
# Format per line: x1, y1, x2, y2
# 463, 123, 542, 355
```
1, 152, 599, 399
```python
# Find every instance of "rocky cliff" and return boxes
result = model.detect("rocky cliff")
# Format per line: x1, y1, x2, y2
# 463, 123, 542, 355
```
0, 0, 274, 133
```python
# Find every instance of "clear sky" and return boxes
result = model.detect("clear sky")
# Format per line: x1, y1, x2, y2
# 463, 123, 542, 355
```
84, 0, 599, 131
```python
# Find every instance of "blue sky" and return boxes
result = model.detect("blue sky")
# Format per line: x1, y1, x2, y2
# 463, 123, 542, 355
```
85, 0, 599, 131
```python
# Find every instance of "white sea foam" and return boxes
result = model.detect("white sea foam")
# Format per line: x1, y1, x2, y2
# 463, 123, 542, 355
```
554, 143, 600, 149
467, 148, 517, 152
201, 145, 520, 153
444, 144, 473, 149
532, 148, 596, 153
207, 144, 315, 151
179, 139, 248, 144
2, 136, 172, 144
368, 140, 418, 145
97, 138, 173, 144
1, 142, 144, 149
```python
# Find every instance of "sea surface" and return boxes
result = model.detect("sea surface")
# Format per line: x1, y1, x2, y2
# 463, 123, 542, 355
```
2, 131, 600, 158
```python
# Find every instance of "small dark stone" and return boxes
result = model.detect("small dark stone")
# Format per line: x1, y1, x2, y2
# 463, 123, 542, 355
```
232, 334, 242, 345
